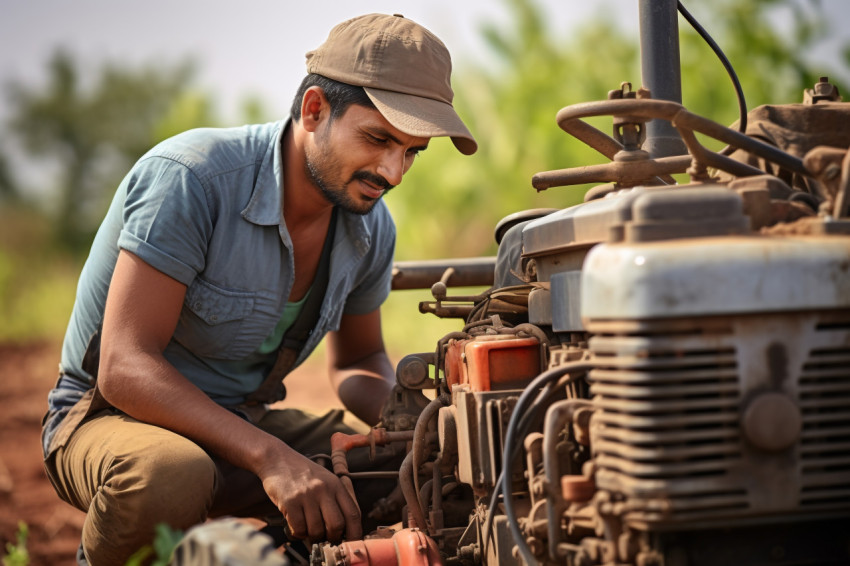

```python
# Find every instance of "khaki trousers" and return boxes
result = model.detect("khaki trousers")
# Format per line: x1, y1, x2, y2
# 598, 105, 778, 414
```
44, 408, 366, 566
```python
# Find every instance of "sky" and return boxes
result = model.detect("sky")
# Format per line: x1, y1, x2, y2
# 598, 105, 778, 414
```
2, 1, 849, 126
0, 0, 624, 125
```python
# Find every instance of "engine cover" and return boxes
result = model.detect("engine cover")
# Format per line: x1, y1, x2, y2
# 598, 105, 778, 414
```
581, 234, 850, 529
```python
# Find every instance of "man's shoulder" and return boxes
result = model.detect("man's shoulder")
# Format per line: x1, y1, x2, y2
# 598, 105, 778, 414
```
138, 121, 284, 177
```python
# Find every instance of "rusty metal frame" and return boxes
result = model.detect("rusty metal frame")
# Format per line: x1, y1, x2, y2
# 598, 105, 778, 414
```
534, 98, 810, 190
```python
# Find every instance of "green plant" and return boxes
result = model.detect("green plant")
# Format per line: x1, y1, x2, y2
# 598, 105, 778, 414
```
2, 522, 29, 566
124, 523, 183, 566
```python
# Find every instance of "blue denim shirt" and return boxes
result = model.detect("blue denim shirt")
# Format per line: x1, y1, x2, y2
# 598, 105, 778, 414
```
43, 120, 395, 455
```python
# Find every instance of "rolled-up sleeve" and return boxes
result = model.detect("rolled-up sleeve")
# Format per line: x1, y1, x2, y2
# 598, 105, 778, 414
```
117, 156, 213, 286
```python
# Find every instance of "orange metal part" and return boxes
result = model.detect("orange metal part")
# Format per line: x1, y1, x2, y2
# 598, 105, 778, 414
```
445, 336, 541, 392
329, 528, 443, 566
444, 339, 468, 389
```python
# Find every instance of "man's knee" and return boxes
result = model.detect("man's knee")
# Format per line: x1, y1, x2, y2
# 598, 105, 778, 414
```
109, 434, 219, 519
58, 414, 220, 565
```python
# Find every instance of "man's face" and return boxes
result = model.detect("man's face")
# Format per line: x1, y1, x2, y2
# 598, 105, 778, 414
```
304, 104, 430, 215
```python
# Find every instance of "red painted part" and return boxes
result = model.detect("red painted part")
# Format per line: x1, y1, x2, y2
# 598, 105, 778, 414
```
561, 475, 596, 503
444, 339, 468, 389
330, 429, 391, 453
335, 538, 396, 565
446, 336, 542, 392
463, 336, 541, 392
394, 529, 442, 566
331, 529, 443, 566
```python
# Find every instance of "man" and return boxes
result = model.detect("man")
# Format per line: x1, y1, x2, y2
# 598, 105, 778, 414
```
41, 13, 476, 565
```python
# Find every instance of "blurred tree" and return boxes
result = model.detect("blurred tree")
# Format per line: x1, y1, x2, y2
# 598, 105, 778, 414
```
0, 152, 18, 201
389, 0, 850, 261
4, 50, 203, 253
239, 94, 272, 125
388, 0, 639, 260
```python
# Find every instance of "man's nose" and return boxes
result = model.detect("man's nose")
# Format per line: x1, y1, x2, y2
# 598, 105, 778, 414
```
377, 149, 405, 187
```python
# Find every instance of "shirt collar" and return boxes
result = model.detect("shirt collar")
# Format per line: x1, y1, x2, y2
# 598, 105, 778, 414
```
240, 120, 286, 226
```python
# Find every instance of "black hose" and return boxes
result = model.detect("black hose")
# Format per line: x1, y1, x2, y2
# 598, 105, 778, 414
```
500, 362, 594, 565
677, 1, 748, 152
482, 370, 585, 558
482, 376, 564, 558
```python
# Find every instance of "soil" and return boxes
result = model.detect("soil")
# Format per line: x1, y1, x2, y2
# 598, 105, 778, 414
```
0, 340, 340, 565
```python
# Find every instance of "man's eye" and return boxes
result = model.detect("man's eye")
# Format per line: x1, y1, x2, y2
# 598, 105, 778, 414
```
368, 134, 387, 144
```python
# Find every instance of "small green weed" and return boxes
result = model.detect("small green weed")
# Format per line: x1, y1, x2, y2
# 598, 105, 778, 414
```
2, 521, 29, 566
124, 523, 183, 566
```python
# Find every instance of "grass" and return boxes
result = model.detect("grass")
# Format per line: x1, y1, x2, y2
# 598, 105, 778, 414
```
0, 521, 184, 566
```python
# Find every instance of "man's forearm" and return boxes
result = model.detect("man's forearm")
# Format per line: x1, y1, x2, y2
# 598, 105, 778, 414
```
331, 350, 395, 426
97, 349, 286, 476
98, 348, 362, 542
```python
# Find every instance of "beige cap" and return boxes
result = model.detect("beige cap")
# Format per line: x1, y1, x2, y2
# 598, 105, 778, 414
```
306, 13, 477, 155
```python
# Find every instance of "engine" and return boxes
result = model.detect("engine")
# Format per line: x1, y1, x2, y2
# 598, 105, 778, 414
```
309, 73, 850, 566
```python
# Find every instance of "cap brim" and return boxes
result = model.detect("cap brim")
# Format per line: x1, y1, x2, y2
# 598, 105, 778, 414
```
365, 88, 477, 155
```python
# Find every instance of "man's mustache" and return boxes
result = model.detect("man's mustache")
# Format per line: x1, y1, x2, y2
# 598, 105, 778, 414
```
351, 171, 395, 192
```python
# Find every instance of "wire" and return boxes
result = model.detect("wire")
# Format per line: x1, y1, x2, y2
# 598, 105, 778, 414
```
677, 1, 747, 154
481, 377, 563, 559
500, 363, 593, 565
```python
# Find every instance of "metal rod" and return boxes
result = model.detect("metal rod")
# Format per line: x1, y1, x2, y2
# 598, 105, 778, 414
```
639, 0, 688, 157
391, 257, 495, 290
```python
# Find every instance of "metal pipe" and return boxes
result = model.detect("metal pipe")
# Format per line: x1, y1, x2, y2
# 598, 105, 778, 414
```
329, 429, 414, 506
639, 0, 688, 157
392, 257, 496, 290
550, 99, 809, 183
412, 394, 451, 508
399, 450, 429, 531
532, 155, 690, 189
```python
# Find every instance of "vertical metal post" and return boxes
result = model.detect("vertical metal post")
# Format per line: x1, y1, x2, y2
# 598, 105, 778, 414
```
639, 0, 688, 157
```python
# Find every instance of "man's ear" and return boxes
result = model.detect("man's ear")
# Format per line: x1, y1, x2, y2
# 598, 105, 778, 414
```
300, 86, 330, 133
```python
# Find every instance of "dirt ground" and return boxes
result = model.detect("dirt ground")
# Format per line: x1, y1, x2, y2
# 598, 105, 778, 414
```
0, 340, 341, 565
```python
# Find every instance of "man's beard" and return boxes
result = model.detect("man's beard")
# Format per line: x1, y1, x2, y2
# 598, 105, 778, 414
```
304, 146, 395, 216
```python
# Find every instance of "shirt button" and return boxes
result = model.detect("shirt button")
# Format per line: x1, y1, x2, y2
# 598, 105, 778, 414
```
194, 302, 202, 309
210, 315, 218, 322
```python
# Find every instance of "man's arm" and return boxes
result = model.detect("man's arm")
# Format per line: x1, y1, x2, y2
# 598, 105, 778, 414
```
97, 250, 361, 542
326, 309, 396, 426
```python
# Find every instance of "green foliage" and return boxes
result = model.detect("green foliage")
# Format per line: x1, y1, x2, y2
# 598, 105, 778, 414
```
387, 0, 850, 265
2, 521, 29, 566
0, 153, 17, 201
677, 0, 844, 129
1, 0, 848, 349
3, 50, 206, 254
124, 523, 183, 566
382, 289, 478, 357
387, 0, 640, 260
152, 91, 218, 145
0, 204, 77, 342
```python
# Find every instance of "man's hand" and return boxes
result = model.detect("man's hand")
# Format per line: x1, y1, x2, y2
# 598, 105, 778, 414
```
258, 452, 361, 542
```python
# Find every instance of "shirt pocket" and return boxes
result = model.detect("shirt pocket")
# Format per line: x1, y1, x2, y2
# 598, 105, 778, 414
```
175, 277, 257, 359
